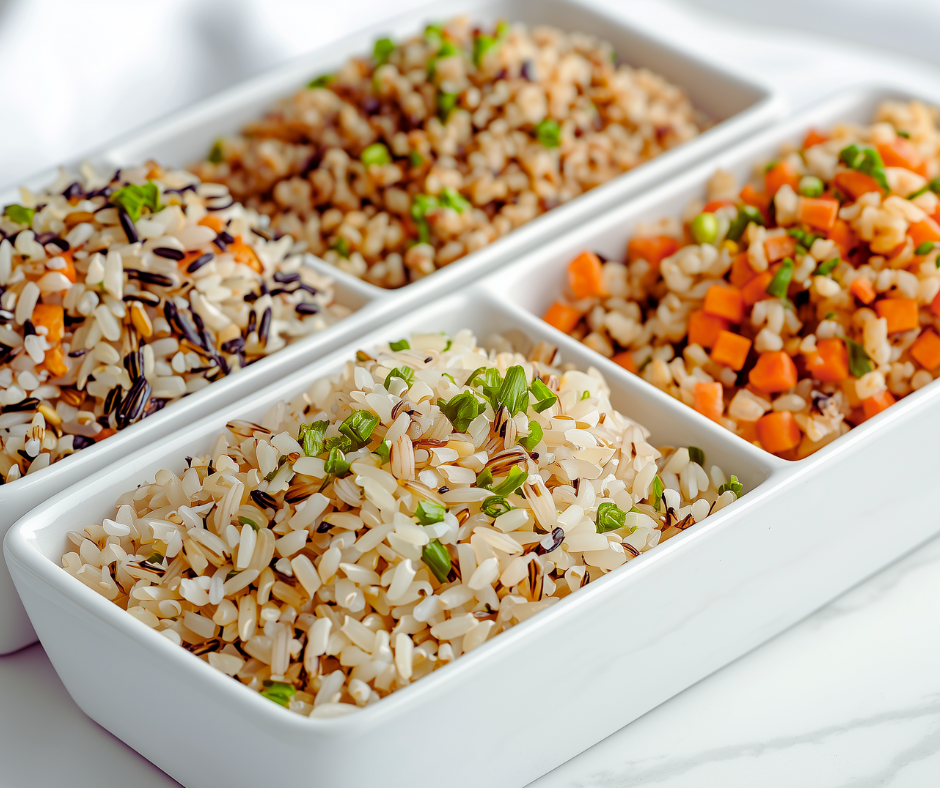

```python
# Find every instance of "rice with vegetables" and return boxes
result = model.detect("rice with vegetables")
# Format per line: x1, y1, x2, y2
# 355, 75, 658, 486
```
0, 163, 351, 483
194, 17, 705, 288
61, 331, 741, 717
544, 100, 940, 459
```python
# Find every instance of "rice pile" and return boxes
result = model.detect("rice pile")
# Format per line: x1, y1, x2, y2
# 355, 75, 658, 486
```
193, 17, 704, 288
544, 100, 940, 459
0, 163, 352, 483
61, 330, 741, 716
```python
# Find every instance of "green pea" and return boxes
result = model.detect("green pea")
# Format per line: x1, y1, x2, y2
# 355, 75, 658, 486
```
798, 175, 824, 198
690, 212, 719, 245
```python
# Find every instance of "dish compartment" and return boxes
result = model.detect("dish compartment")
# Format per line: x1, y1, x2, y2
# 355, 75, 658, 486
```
11, 280, 937, 788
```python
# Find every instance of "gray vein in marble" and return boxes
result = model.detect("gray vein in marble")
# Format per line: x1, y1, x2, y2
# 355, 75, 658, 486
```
544, 697, 940, 787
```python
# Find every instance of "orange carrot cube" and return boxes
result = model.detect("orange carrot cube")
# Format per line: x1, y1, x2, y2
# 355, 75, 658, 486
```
543, 302, 583, 334
874, 298, 919, 334
909, 329, 940, 370
688, 309, 729, 349
710, 331, 752, 371
755, 411, 802, 454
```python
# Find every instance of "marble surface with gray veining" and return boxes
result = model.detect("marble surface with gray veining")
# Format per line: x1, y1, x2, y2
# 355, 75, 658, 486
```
3, 1, 940, 785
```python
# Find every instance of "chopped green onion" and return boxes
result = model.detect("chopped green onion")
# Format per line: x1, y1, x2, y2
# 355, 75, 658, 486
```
897, 129, 911, 139
338, 410, 379, 450
824, 312, 836, 320
299, 420, 329, 457
726, 205, 765, 242
690, 212, 719, 245
798, 174, 824, 198
424, 23, 444, 47
324, 447, 350, 477
437, 90, 459, 121
408, 150, 424, 167
490, 466, 528, 497
476, 468, 493, 489
389, 338, 410, 351
916, 241, 935, 256
260, 681, 297, 708
496, 365, 528, 415
688, 446, 705, 466
580, 390, 591, 401
717, 475, 743, 498
481, 496, 514, 518
766, 257, 795, 298
651, 475, 664, 510
443, 339, 452, 352
361, 143, 391, 167
907, 178, 940, 200
763, 160, 779, 174
438, 187, 470, 214
208, 139, 225, 164
846, 338, 873, 378
147, 552, 164, 564
111, 182, 162, 222
813, 258, 839, 277
415, 500, 446, 525
530, 379, 558, 413
421, 539, 452, 583
438, 391, 485, 432
838, 144, 889, 192
307, 74, 334, 89
3, 204, 34, 226
519, 421, 542, 452
473, 33, 499, 67
596, 501, 627, 533
373, 38, 395, 66
384, 366, 415, 390
238, 516, 259, 531
374, 440, 391, 464
330, 237, 350, 258
535, 118, 561, 148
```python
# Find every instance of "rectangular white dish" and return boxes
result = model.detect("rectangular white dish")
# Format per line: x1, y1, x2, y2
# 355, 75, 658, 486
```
8, 115, 940, 788
0, 0, 781, 654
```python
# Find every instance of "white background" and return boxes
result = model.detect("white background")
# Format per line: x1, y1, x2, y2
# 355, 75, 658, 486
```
3, 1, 940, 786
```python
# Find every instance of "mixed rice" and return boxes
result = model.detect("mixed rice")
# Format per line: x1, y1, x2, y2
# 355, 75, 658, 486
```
544, 100, 940, 459
61, 331, 742, 717
0, 164, 351, 483
194, 17, 705, 288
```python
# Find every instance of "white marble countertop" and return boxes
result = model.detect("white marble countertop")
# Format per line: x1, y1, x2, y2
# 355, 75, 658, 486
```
3, 1, 940, 786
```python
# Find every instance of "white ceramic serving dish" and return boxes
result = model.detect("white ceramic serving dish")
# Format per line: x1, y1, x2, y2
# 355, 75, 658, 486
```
6, 83, 940, 787
0, 0, 780, 656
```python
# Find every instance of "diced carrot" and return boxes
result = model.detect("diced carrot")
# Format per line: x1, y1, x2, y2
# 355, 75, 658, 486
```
543, 301, 583, 334
797, 197, 839, 231
802, 129, 830, 149
931, 289, 940, 318
703, 284, 745, 324
805, 337, 849, 382
737, 420, 759, 443
710, 331, 752, 371
748, 350, 798, 393
741, 271, 774, 306
567, 251, 607, 299
626, 235, 679, 268
693, 381, 724, 422
875, 298, 919, 334
765, 161, 800, 197
861, 389, 896, 421
199, 215, 225, 233
703, 199, 735, 213
828, 218, 858, 258
31, 303, 64, 342
755, 411, 802, 454
611, 351, 637, 373
687, 309, 729, 349
729, 252, 756, 289
764, 234, 797, 263
57, 250, 77, 284
833, 170, 883, 199
42, 346, 69, 379
229, 236, 263, 273
96, 428, 116, 441
908, 218, 940, 248
849, 277, 876, 305
877, 138, 926, 176
909, 329, 940, 370
739, 183, 770, 214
